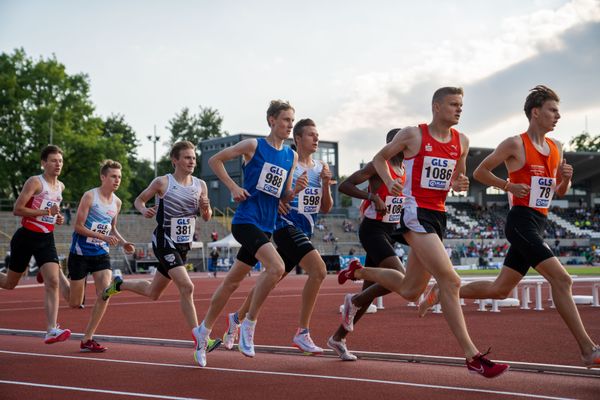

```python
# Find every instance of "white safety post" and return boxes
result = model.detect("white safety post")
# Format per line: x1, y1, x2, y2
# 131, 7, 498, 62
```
593, 283, 600, 307
520, 285, 531, 310
376, 296, 384, 309
534, 281, 544, 311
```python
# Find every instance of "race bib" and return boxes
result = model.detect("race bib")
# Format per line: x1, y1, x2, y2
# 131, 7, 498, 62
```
420, 156, 456, 191
529, 176, 555, 208
35, 198, 60, 224
382, 196, 404, 223
298, 187, 322, 214
170, 217, 196, 243
256, 162, 287, 198
86, 222, 112, 245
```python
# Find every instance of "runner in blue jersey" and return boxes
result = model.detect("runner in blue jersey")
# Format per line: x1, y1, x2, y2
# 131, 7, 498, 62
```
221, 118, 333, 355
56, 160, 134, 352
193, 100, 306, 367
102, 141, 221, 355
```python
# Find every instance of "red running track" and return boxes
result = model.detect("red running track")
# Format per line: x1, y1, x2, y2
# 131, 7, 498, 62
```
1, 273, 599, 399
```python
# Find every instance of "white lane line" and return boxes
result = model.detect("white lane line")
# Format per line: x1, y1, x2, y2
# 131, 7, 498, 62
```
0, 350, 575, 400
0, 379, 204, 400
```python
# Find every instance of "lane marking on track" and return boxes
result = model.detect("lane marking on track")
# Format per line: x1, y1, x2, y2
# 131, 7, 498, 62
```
0, 379, 204, 400
0, 350, 577, 400
0, 291, 348, 311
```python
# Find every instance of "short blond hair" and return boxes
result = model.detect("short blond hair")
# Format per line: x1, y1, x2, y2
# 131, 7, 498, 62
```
100, 159, 122, 175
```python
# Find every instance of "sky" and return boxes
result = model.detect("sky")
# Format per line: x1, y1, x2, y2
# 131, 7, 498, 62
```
1, 0, 599, 176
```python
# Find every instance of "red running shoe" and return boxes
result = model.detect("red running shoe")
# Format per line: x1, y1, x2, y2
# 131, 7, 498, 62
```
36, 271, 44, 284
80, 339, 107, 353
337, 259, 363, 285
466, 348, 509, 378
44, 325, 71, 344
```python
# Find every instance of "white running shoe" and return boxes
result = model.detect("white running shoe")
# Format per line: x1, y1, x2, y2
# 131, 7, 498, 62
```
192, 325, 209, 367
293, 330, 323, 355
327, 336, 357, 361
223, 312, 240, 350
341, 293, 359, 332
44, 325, 71, 344
238, 319, 256, 357
582, 345, 600, 368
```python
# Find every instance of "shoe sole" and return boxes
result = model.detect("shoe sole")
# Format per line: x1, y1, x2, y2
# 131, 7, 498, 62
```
207, 338, 222, 353
467, 365, 510, 378
292, 343, 322, 356
80, 348, 107, 353
44, 330, 71, 344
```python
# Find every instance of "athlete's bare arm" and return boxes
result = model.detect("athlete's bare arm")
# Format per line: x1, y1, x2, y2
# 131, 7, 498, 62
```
208, 138, 258, 202
553, 140, 573, 197
198, 180, 212, 222
339, 162, 386, 213
282, 152, 307, 203
319, 161, 334, 213
135, 176, 168, 218
373, 126, 419, 195
451, 133, 470, 192
111, 198, 135, 253
12, 177, 56, 218
473, 136, 530, 198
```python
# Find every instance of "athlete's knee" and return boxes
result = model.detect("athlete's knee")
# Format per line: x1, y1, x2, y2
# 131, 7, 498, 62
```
265, 261, 285, 279
44, 276, 60, 291
438, 276, 461, 294
549, 271, 572, 290
177, 281, 195, 298
222, 278, 241, 293
308, 261, 327, 282
399, 287, 421, 302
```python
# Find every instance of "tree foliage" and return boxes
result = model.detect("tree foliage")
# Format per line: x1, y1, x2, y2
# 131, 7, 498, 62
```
166, 106, 228, 146
569, 131, 600, 152
0, 49, 133, 205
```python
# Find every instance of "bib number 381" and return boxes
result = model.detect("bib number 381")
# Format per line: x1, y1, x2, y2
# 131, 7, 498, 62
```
170, 217, 196, 243
420, 157, 456, 191
529, 176, 555, 208
256, 162, 288, 198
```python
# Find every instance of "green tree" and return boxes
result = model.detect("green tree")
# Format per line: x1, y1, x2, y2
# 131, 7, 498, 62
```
569, 132, 600, 152
0, 48, 132, 204
166, 106, 228, 146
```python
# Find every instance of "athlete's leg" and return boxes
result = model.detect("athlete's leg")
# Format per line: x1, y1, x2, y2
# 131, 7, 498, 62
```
119, 273, 171, 300
297, 250, 327, 329
168, 266, 199, 329
459, 266, 523, 299
536, 257, 597, 356
203, 260, 252, 329
0, 269, 24, 289
404, 231, 478, 359
82, 269, 112, 341
64, 276, 86, 308
246, 242, 285, 321
40, 262, 61, 331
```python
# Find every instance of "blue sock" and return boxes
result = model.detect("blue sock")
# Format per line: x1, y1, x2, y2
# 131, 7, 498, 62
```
233, 311, 240, 324
298, 328, 309, 335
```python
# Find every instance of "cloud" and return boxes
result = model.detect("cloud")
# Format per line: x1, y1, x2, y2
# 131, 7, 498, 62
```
322, 0, 600, 174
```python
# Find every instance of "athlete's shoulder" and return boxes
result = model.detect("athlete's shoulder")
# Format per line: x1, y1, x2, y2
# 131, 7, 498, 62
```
546, 136, 562, 151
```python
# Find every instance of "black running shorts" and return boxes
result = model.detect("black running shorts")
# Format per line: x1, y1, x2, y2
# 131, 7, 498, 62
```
152, 241, 189, 279
393, 205, 446, 243
232, 223, 272, 267
67, 253, 111, 280
358, 217, 397, 267
273, 225, 316, 273
504, 206, 554, 276
9, 227, 59, 273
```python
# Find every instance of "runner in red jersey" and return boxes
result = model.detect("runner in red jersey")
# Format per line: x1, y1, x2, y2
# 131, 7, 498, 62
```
329, 129, 406, 361
339, 87, 509, 378
420, 85, 600, 368
0, 145, 71, 344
